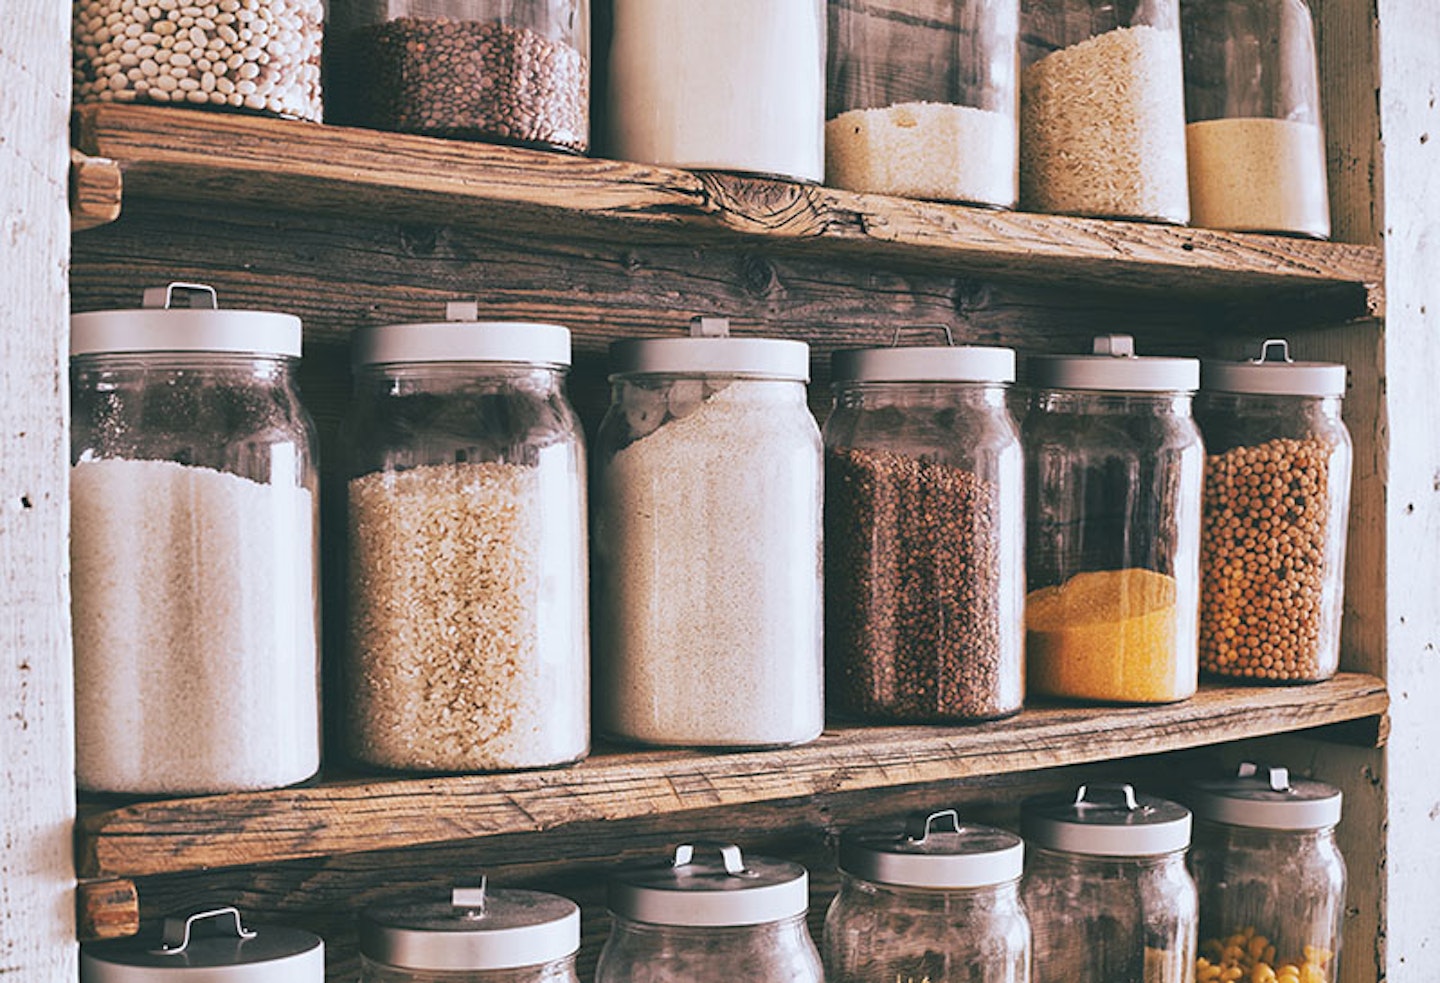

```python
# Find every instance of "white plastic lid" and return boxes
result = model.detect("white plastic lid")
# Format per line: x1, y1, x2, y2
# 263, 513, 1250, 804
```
1029, 335, 1199, 393
353, 303, 571, 367
80, 908, 323, 983
1189, 762, 1343, 831
1022, 784, 1193, 857
609, 316, 809, 381
607, 842, 810, 927
71, 282, 302, 358
831, 345, 1016, 384
838, 810, 1024, 889
1203, 339, 1347, 397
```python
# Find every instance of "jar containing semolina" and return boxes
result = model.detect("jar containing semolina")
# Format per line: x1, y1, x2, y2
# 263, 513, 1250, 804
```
1197, 340, 1351, 684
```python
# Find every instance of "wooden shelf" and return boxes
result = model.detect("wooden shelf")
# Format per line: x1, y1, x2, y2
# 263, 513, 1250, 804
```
75, 673, 1387, 880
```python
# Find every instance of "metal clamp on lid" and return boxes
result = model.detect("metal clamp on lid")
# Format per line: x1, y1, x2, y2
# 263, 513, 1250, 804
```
1202, 338, 1347, 397
1022, 782, 1193, 857
839, 809, 1024, 889
154, 907, 256, 955
71, 282, 303, 358
608, 841, 810, 927
1189, 760, 1343, 830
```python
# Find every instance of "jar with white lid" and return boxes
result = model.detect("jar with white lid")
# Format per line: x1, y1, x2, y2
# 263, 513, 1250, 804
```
603, 0, 826, 181
592, 317, 823, 748
824, 341, 1024, 723
1022, 784, 1198, 983
81, 907, 324, 982
342, 304, 588, 773
827, 0, 1020, 206
1181, 0, 1330, 237
824, 809, 1031, 983
360, 881, 581, 983
1198, 340, 1351, 684
1024, 335, 1204, 704
595, 842, 824, 983
1187, 763, 1346, 983
70, 283, 320, 796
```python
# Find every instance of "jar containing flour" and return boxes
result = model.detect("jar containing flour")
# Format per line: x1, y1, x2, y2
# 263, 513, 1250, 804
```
70, 283, 320, 796
592, 317, 823, 748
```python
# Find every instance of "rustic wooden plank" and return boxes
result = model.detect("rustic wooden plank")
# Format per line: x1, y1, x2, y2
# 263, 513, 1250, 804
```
75, 674, 1387, 879
77, 879, 140, 942
69, 149, 122, 232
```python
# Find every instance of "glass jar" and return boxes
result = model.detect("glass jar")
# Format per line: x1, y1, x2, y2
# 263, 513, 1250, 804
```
824, 342, 1024, 723
1187, 763, 1346, 983
824, 809, 1030, 983
342, 306, 588, 773
1022, 784, 1198, 983
72, 0, 324, 121
82, 907, 324, 982
328, 0, 590, 152
592, 318, 823, 748
1197, 340, 1351, 683
596, 842, 824, 983
1024, 335, 1203, 704
1181, 0, 1329, 237
826, 0, 1020, 206
1019, 0, 1189, 223
70, 283, 320, 796
360, 882, 581, 983
604, 0, 826, 182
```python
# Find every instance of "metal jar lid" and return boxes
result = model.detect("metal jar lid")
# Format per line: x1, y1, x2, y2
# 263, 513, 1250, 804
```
839, 809, 1024, 889
609, 316, 810, 381
1203, 339, 1348, 397
80, 907, 324, 982
831, 339, 1016, 384
1028, 334, 1199, 393
1189, 762, 1343, 831
71, 282, 302, 359
607, 842, 810, 927
352, 302, 571, 368
361, 882, 580, 972
1022, 783, 1193, 857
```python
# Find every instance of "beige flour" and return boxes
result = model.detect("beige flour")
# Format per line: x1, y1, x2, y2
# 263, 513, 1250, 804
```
1186, 116, 1330, 237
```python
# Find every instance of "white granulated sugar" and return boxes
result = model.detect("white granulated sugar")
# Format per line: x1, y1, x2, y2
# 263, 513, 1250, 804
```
1020, 25, 1189, 223
1186, 117, 1330, 237
826, 101, 1017, 206
346, 458, 587, 772
71, 458, 319, 795
595, 383, 823, 747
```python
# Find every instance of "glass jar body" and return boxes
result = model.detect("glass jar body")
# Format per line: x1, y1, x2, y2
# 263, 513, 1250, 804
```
343, 363, 589, 773
824, 382, 1025, 722
70, 352, 321, 795
826, 0, 1020, 206
1018, 0, 1189, 223
330, 0, 590, 151
592, 375, 824, 748
1024, 847, 1198, 983
1196, 393, 1351, 682
604, 0, 826, 181
823, 874, 1031, 983
1188, 821, 1346, 982
359, 954, 580, 983
1181, 0, 1329, 237
1023, 390, 1204, 703
595, 914, 824, 983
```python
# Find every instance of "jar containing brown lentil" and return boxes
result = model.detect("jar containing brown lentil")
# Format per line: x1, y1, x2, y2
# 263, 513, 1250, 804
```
1197, 340, 1351, 683
824, 340, 1024, 723
329, 0, 589, 152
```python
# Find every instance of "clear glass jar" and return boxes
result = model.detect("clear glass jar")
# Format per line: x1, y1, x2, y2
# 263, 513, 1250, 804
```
82, 907, 324, 982
1197, 340, 1351, 683
1024, 335, 1203, 704
1019, 0, 1189, 223
359, 883, 581, 983
1181, 0, 1329, 237
70, 284, 320, 796
824, 344, 1024, 722
342, 308, 588, 773
604, 0, 826, 181
329, 0, 590, 151
596, 843, 824, 983
1187, 764, 1346, 983
824, 810, 1030, 983
826, 0, 1020, 206
1022, 784, 1198, 983
592, 318, 823, 748
72, 0, 324, 120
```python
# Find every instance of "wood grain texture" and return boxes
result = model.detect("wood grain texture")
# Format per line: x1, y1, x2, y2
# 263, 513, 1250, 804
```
69, 149, 122, 232
77, 879, 140, 942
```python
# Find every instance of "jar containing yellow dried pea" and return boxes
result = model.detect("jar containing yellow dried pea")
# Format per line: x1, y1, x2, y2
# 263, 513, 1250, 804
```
1197, 340, 1351, 683
1187, 763, 1346, 983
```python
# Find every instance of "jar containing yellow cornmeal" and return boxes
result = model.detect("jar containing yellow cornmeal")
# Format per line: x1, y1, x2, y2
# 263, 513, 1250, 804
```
1023, 335, 1203, 703
1197, 340, 1351, 683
